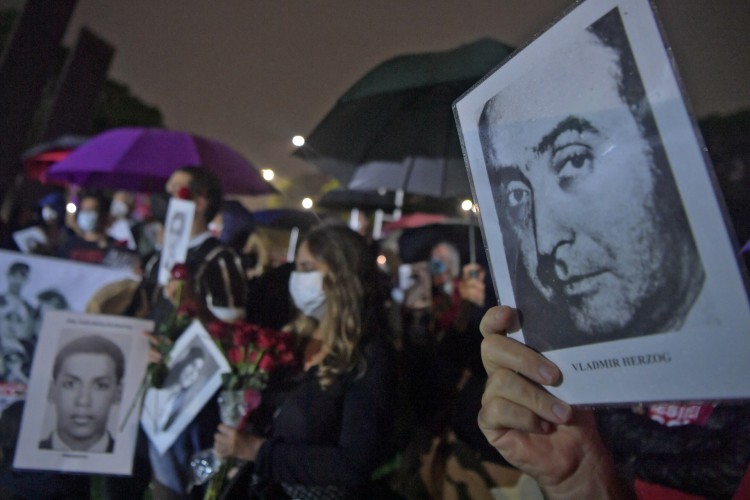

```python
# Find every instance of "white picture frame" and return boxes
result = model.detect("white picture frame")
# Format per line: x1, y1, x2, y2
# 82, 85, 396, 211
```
454, 0, 750, 405
157, 197, 196, 286
13, 311, 152, 475
140, 320, 230, 455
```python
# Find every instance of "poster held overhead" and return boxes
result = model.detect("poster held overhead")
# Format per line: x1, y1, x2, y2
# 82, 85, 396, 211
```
453, 0, 750, 405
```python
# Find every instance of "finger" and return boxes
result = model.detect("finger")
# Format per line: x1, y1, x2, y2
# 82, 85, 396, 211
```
143, 331, 159, 345
147, 349, 162, 364
479, 392, 549, 436
481, 334, 560, 387
482, 367, 571, 426
479, 306, 521, 338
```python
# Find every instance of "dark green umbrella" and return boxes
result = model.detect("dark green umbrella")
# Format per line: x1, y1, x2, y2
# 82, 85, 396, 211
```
294, 38, 513, 199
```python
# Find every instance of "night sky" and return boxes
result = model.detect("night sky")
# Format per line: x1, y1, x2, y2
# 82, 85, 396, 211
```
6, 0, 750, 207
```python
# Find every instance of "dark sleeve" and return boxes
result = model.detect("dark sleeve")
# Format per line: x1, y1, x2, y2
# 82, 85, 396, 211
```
597, 404, 750, 497
255, 340, 398, 487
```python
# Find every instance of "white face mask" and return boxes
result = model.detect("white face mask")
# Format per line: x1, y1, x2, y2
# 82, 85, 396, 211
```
41, 206, 58, 223
110, 199, 129, 218
289, 270, 326, 320
76, 210, 99, 233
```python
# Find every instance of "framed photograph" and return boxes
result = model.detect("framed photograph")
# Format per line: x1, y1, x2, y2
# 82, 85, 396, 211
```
13, 311, 152, 475
454, 0, 750, 405
0, 251, 138, 411
140, 320, 229, 454
158, 198, 195, 285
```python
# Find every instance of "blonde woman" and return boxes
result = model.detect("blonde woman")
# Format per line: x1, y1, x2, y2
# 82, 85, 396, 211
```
213, 224, 397, 499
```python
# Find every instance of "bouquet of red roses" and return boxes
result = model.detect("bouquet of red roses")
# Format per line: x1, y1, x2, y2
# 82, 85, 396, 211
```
206, 320, 296, 426
197, 320, 297, 499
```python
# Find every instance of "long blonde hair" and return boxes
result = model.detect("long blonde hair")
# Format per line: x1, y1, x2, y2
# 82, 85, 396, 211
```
288, 225, 381, 388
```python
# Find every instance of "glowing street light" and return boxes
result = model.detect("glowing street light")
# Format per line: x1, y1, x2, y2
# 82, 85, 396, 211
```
292, 135, 305, 147
301, 197, 313, 209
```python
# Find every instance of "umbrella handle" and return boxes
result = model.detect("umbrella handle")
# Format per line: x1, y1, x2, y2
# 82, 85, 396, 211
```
469, 224, 476, 264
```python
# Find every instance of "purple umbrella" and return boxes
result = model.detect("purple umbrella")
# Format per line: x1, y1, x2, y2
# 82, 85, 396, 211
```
45, 127, 277, 195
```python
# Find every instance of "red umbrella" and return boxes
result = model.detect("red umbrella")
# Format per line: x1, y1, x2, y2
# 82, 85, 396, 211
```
46, 127, 277, 195
382, 212, 447, 233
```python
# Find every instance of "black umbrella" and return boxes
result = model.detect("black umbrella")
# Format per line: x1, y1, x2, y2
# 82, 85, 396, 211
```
294, 38, 513, 199
317, 188, 460, 215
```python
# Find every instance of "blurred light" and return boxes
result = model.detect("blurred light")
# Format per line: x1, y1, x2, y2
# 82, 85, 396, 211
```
377, 254, 387, 266
301, 197, 313, 209
66, 202, 77, 214
261, 168, 274, 181
461, 199, 474, 211
292, 135, 305, 147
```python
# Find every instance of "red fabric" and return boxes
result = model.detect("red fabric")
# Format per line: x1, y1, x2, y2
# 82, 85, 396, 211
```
635, 479, 705, 500
647, 403, 716, 427
733, 464, 750, 500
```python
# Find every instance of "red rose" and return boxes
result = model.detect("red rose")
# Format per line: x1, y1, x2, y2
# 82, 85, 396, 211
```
274, 332, 295, 354
278, 351, 296, 366
207, 321, 227, 340
255, 328, 276, 350
177, 186, 193, 200
177, 300, 198, 317
247, 349, 260, 365
227, 346, 244, 365
171, 263, 189, 280
233, 323, 255, 347
258, 354, 276, 373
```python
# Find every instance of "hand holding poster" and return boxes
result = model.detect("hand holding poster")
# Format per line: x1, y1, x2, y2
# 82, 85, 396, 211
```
454, 0, 750, 405
13, 311, 151, 475
140, 320, 229, 454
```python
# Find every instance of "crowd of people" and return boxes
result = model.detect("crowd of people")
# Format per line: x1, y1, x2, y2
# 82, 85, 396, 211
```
0, 166, 510, 500
0, 154, 748, 500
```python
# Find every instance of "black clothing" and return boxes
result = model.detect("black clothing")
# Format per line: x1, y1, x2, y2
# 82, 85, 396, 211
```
597, 403, 750, 497
253, 335, 398, 498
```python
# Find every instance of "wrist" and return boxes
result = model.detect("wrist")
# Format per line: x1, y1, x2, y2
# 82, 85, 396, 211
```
543, 438, 632, 500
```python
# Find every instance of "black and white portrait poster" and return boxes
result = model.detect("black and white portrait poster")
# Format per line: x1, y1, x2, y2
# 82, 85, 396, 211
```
454, 0, 750, 405
14, 311, 151, 475
0, 250, 138, 411
141, 320, 229, 454
157, 198, 195, 286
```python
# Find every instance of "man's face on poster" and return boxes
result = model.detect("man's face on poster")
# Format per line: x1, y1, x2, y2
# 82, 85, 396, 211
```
7, 269, 27, 295
178, 356, 204, 389
482, 29, 679, 337
49, 352, 121, 450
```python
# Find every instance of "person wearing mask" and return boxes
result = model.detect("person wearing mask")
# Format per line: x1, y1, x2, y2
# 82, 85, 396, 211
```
211, 224, 398, 499
139, 166, 248, 500
107, 190, 137, 251
57, 191, 116, 265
